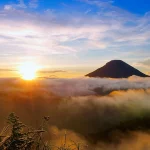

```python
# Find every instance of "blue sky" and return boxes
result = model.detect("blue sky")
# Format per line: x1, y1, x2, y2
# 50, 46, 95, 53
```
0, 0, 150, 77
1, 0, 150, 14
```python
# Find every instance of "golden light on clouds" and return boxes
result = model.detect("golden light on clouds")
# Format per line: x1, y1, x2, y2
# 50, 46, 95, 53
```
18, 61, 39, 80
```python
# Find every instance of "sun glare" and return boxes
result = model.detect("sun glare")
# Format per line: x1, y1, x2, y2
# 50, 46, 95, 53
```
18, 61, 39, 80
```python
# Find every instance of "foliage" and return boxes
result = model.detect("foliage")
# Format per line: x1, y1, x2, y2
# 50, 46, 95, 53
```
0, 113, 85, 150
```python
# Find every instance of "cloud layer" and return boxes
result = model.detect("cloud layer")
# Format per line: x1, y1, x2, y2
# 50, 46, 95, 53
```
0, 77, 150, 149
0, 0, 150, 71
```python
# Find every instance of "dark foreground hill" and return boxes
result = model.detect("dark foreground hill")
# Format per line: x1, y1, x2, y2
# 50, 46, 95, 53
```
86, 60, 149, 78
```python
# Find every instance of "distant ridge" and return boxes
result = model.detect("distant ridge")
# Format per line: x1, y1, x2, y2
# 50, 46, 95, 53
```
86, 60, 149, 78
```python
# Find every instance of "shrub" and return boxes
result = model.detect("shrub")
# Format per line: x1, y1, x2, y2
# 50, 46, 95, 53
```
0, 113, 85, 150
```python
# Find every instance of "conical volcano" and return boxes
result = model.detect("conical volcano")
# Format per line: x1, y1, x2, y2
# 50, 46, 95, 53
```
86, 60, 149, 78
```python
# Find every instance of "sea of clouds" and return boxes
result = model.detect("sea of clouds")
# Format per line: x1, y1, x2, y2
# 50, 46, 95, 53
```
0, 76, 150, 150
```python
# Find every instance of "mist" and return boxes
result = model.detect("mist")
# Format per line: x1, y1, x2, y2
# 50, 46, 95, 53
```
0, 76, 150, 149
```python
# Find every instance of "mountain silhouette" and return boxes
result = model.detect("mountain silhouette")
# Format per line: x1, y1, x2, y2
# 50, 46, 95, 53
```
86, 60, 149, 78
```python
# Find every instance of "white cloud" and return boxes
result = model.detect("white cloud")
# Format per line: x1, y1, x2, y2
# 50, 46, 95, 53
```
17, 0, 27, 8
4, 5, 13, 11
0, 0, 150, 63
29, 0, 38, 8
3, 0, 26, 11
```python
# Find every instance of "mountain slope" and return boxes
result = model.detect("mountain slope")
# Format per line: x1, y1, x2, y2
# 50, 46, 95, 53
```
86, 60, 149, 78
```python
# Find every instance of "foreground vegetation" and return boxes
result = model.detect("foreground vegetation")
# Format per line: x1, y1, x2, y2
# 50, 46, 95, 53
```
0, 113, 85, 150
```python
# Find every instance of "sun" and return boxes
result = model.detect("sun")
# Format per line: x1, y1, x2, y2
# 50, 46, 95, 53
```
18, 61, 39, 80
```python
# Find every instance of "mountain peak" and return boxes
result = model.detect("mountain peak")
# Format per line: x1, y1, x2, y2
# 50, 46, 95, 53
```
105, 60, 127, 67
106, 60, 125, 64
86, 60, 149, 78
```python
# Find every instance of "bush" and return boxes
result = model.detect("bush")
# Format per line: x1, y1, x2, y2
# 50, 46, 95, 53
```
0, 113, 85, 150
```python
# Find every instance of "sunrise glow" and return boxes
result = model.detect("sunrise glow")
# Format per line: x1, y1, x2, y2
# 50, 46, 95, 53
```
18, 61, 39, 80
